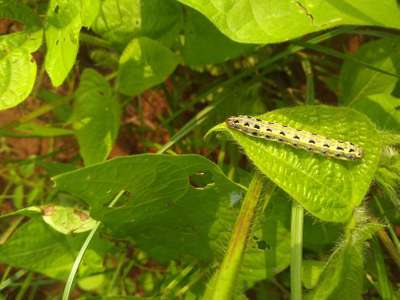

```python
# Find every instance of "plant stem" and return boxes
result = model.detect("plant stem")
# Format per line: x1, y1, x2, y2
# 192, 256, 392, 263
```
210, 172, 265, 300
290, 201, 304, 300
79, 32, 112, 49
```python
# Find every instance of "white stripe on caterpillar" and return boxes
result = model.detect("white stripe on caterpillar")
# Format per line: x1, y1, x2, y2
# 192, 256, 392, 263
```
225, 115, 363, 161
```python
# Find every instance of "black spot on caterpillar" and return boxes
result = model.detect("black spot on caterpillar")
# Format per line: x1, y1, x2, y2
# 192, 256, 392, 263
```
225, 115, 363, 161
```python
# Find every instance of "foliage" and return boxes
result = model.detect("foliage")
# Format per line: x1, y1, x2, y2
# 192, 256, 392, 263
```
0, 0, 399, 299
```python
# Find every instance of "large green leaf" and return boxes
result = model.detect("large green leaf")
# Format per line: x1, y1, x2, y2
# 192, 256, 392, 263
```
178, 0, 400, 44
208, 106, 382, 222
0, 219, 109, 279
117, 37, 179, 96
73, 69, 121, 166
0, 31, 42, 110
45, 0, 82, 86
182, 8, 253, 66
92, 0, 182, 48
54, 154, 244, 262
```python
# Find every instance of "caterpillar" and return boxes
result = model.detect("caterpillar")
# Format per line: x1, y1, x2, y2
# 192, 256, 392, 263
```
226, 115, 363, 161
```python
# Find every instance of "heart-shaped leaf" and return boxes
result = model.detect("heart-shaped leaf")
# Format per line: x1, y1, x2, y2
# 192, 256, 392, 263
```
208, 105, 382, 222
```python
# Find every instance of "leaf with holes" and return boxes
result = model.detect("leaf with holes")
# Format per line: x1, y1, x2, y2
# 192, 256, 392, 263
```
208, 106, 382, 222
54, 154, 245, 262
45, 0, 82, 86
178, 0, 400, 44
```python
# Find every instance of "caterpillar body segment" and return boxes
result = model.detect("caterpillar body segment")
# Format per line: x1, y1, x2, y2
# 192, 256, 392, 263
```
225, 115, 363, 161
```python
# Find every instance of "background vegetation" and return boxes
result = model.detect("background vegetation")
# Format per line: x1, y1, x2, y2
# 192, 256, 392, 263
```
0, 1, 400, 299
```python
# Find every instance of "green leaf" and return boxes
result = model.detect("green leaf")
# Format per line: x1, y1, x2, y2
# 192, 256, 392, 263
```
80, 0, 101, 28
0, 31, 42, 110
0, 1, 41, 29
117, 37, 179, 96
182, 8, 253, 66
92, 0, 182, 48
0, 204, 96, 234
302, 260, 325, 289
306, 214, 382, 299
45, 0, 82, 86
73, 69, 121, 166
352, 93, 400, 131
0, 219, 109, 279
178, 1, 400, 44
41, 204, 97, 234
339, 38, 400, 107
207, 106, 382, 222
54, 154, 244, 262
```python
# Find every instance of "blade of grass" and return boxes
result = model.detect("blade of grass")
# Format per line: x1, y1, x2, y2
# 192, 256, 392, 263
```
293, 40, 400, 79
374, 196, 400, 253
372, 236, 394, 300
300, 56, 315, 105
290, 201, 304, 300
62, 190, 125, 300
210, 172, 265, 300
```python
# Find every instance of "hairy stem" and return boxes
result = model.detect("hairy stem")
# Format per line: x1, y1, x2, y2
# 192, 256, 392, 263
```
290, 201, 304, 300
210, 172, 265, 300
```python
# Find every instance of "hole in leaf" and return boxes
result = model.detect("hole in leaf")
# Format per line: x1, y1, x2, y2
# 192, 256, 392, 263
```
256, 240, 269, 250
189, 171, 214, 189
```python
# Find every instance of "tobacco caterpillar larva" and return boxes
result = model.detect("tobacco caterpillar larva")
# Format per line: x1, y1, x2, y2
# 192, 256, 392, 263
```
226, 115, 363, 161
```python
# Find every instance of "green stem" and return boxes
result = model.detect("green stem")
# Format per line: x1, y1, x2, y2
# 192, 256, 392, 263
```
79, 32, 112, 49
210, 173, 265, 300
290, 201, 304, 300
62, 190, 125, 300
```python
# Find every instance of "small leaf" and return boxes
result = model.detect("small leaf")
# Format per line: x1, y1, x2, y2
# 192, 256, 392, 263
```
117, 37, 179, 96
302, 260, 325, 289
207, 106, 382, 222
0, 31, 42, 110
178, 1, 400, 44
45, 0, 82, 86
73, 69, 121, 166
41, 204, 97, 234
